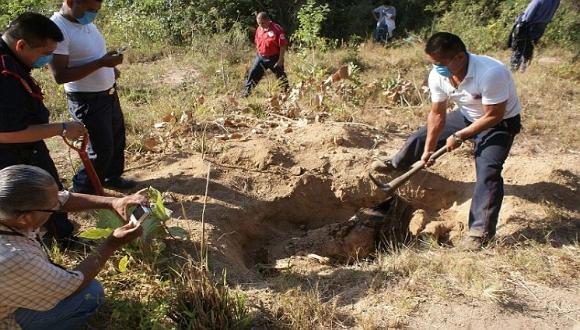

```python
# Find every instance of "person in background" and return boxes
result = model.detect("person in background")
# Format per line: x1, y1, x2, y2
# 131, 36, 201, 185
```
50, 0, 136, 194
372, 33, 522, 251
509, 0, 560, 72
0, 12, 87, 243
372, 0, 396, 43
0, 165, 146, 329
241, 11, 289, 98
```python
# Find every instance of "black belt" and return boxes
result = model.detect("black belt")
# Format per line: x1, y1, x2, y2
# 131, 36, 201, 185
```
66, 86, 116, 101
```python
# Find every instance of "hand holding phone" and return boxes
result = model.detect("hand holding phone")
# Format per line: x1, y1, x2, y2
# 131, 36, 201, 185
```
129, 205, 151, 226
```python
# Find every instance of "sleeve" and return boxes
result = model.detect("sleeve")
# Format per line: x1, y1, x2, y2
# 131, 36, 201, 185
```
277, 26, 289, 47
521, 0, 540, 22
51, 21, 70, 56
1, 253, 83, 311
373, 6, 381, 15
428, 69, 448, 103
480, 67, 510, 105
0, 77, 31, 132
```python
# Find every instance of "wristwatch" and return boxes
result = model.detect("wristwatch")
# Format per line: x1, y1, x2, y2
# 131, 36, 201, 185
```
60, 122, 67, 137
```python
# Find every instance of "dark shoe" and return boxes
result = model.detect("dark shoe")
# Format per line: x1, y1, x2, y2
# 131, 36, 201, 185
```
456, 236, 484, 251
103, 177, 136, 190
371, 157, 397, 174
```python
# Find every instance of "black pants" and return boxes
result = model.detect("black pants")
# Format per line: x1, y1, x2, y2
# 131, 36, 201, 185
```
0, 142, 74, 239
67, 88, 126, 194
391, 111, 521, 238
242, 54, 289, 97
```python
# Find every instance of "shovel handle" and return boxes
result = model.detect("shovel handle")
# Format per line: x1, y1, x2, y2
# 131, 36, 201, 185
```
62, 134, 105, 196
372, 146, 448, 196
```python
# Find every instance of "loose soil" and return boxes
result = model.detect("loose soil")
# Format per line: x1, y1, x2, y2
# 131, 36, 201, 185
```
50, 119, 580, 328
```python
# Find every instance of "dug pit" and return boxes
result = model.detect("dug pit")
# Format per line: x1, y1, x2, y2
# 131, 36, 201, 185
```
130, 123, 475, 280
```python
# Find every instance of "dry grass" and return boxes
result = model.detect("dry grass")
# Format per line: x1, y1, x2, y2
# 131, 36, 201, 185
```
35, 36, 580, 328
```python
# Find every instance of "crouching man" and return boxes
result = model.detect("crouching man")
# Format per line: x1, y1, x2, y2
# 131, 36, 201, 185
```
0, 165, 146, 329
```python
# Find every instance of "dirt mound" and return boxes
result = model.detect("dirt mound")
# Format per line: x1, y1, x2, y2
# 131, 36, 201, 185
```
127, 122, 580, 280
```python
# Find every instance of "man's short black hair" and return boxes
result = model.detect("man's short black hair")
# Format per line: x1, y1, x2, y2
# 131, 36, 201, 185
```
4, 12, 64, 48
425, 32, 467, 58
384, 0, 393, 6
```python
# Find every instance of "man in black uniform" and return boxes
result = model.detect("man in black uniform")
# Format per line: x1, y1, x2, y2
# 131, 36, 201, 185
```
0, 12, 87, 241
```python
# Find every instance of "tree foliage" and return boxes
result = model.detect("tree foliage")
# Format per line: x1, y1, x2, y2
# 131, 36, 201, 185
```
1, 0, 577, 54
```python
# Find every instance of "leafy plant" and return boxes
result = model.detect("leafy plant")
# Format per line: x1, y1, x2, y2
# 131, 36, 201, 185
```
293, 0, 331, 51
79, 187, 188, 244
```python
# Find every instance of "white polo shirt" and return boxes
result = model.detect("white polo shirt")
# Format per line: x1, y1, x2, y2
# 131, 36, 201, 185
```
50, 12, 115, 93
428, 53, 521, 122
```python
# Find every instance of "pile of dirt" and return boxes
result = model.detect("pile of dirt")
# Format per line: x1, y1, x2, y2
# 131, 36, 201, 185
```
124, 121, 579, 281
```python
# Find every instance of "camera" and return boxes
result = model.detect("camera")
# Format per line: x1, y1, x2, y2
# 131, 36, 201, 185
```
129, 205, 151, 226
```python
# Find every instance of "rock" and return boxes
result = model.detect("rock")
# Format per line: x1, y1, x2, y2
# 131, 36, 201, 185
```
291, 166, 303, 176
408, 209, 428, 236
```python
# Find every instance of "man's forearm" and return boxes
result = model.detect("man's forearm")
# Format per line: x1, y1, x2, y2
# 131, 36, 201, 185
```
425, 110, 446, 152
71, 238, 119, 294
61, 193, 117, 212
457, 113, 504, 139
0, 124, 63, 144
278, 46, 286, 61
51, 60, 103, 84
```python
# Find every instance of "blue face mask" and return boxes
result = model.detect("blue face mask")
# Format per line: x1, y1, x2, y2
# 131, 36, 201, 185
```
433, 64, 452, 77
76, 11, 98, 25
31, 54, 54, 68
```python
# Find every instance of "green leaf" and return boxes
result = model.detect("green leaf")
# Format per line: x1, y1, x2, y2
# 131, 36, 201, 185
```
147, 186, 171, 221
95, 209, 124, 229
141, 216, 163, 243
78, 228, 113, 240
118, 255, 129, 272
167, 226, 188, 239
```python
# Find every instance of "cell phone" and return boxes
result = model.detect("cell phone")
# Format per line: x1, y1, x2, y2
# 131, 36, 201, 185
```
129, 205, 151, 226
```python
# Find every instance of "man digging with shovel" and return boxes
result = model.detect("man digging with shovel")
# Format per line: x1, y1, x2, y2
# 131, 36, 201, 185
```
372, 32, 522, 251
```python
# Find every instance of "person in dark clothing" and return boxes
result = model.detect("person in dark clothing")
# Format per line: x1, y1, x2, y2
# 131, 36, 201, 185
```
0, 12, 87, 241
509, 0, 560, 72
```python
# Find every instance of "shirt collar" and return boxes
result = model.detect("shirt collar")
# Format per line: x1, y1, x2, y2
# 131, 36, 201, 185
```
0, 36, 31, 73
464, 53, 475, 80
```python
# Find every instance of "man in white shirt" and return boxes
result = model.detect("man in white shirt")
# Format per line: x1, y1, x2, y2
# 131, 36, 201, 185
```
49, 0, 135, 194
372, 0, 396, 43
0, 165, 146, 329
372, 32, 522, 250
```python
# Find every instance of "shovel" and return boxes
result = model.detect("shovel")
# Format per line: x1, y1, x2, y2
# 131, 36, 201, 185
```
369, 145, 448, 196
62, 133, 105, 196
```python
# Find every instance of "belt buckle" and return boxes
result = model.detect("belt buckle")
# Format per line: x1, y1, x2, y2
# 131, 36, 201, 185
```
108, 87, 115, 95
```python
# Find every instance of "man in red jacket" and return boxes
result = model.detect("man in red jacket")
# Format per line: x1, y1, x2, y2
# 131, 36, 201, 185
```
241, 12, 289, 97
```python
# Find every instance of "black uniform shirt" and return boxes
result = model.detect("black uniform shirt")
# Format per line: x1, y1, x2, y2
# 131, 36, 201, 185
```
0, 38, 50, 142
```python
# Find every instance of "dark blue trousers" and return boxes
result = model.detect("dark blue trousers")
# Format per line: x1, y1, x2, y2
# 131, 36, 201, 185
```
391, 110, 521, 238
67, 89, 126, 194
242, 54, 289, 96
0, 142, 73, 239
510, 22, 547, 71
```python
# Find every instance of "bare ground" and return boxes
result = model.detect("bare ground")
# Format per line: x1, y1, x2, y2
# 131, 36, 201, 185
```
49, 119, 580, 329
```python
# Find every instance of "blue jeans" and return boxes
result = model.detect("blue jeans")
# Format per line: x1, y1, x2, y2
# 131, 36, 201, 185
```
242, 54, 289, 97
15, 280, 104, 330
67, 89, 126, 194
391, 110, 521, 238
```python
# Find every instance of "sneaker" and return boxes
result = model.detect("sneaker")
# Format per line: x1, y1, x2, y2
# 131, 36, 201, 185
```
456, 236, 484, 251
103, 177, 136, 190
370, 157, 397, 174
